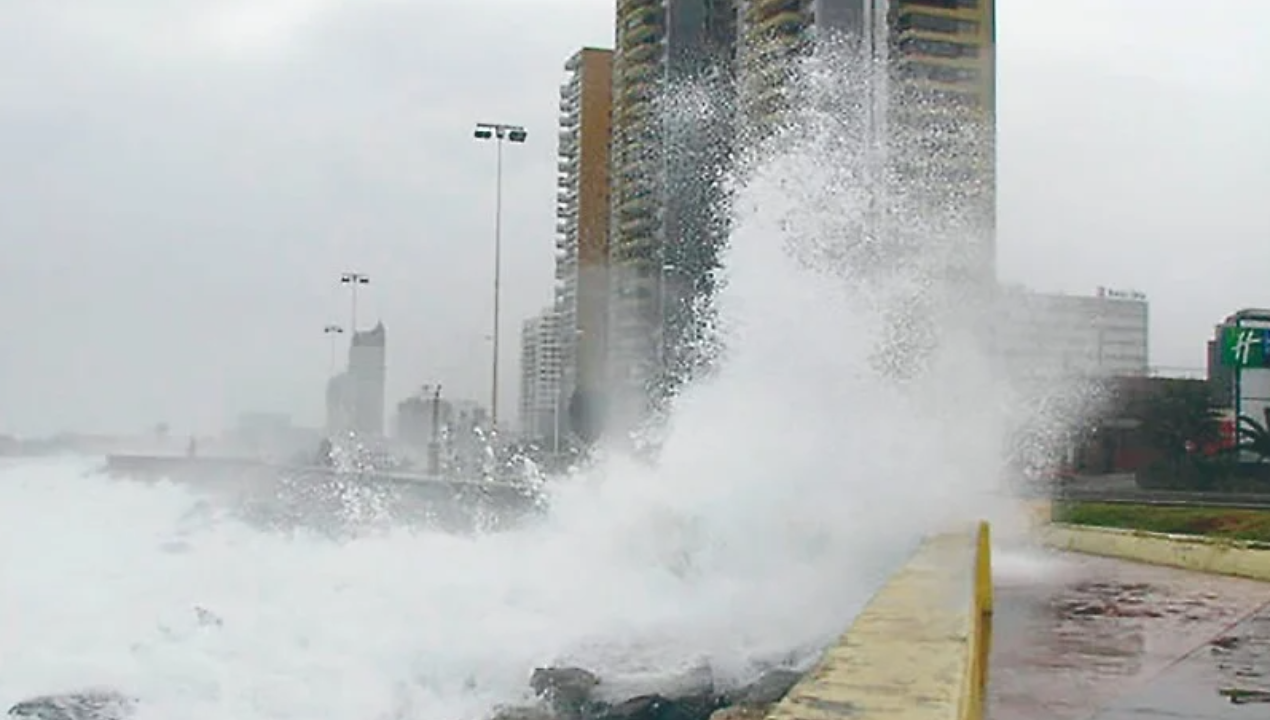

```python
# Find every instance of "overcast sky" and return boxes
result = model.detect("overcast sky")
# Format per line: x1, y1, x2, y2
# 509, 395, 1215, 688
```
0, 0, 1267, 437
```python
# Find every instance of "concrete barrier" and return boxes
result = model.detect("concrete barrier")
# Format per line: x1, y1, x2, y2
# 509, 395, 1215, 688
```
767, 522, 993, 720
101, 454, 544, 533
1022, 499, 1052, 529
1041, 524, 1270, 582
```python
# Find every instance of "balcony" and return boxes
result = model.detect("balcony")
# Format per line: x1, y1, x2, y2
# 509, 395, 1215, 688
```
618, 97, 653, 122
622, 41, 661, 66
746, 0, 802, 24
618, 192, 655, 217
896, 36, 982, 63
619, 0, 660, 31
756, 9, 805, 37
895, 57, 983, 87
618, 211, 660, 238
896, 9, 981, 38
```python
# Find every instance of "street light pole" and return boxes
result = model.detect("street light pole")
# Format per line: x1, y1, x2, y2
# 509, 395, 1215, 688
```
474, 121, 527, 431
340, 272, 370, 334
323, 324, 345, 375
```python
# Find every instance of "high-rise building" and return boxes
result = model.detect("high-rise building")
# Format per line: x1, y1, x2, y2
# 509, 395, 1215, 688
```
608, 0, 737, 424
736, 0, 996, 281
347, 322, 387, 438
518, 308, 564, 445
556, 47, 614, 436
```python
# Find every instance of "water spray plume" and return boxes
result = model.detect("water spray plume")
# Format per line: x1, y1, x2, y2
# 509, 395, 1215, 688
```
1, 38, 1067, 720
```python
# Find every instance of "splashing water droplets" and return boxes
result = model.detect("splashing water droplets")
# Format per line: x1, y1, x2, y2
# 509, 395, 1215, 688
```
0, 40, 1045, 720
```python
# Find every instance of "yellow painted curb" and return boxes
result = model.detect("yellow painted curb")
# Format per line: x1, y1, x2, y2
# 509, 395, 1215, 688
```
1041, 524, 1270, 582
767, 522, 992, 720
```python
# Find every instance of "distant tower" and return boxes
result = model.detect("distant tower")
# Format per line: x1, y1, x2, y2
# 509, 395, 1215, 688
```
348, 322, 387, 438
325, 372, 353, 434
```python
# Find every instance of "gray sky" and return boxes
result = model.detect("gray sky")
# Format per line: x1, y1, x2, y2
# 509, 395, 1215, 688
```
0, 0, 1266, 437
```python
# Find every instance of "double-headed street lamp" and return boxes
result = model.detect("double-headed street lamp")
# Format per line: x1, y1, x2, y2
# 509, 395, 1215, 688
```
473, 121, 527, 430
340, 272, 370, 334
323, 324, 345, 375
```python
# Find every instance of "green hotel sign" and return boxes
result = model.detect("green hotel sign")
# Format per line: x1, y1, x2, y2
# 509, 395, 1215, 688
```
1222, 326, 1270, 368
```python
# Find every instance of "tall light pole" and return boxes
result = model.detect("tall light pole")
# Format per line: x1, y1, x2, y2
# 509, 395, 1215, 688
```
340, 272, 370, 334
473, 121, 527, 430
323, 324, 345, 375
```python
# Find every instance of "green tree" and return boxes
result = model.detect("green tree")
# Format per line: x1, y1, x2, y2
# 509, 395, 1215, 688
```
1237, 407, 1270, 462
1135, 380, 1222, 459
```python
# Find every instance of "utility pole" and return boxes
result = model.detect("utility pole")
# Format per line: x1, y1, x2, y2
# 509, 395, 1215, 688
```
338, 273, 369, 438
428, 384, 443, 475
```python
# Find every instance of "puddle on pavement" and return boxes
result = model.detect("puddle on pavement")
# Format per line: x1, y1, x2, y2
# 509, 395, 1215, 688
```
1210, 608, 1270, 701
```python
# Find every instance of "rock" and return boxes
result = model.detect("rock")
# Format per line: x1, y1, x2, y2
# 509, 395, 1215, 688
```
490, 704, 557, 720
708, 707, 768, 720
729, 669, 802, 707
194, 605, 222, 627
593, 693, 724, 720
530, 667, 601, 719
8, 691, 136, 720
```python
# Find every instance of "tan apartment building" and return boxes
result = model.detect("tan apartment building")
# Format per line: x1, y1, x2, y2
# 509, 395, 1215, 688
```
555, 48, 613, 434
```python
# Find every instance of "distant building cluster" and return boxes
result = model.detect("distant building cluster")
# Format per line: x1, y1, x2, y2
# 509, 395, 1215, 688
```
520, 0, 998, 450
326, 322, 387, 439
321, 320, 489, 473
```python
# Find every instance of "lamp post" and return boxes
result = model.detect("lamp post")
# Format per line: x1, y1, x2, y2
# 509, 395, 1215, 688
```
338, 273, 369, 439
323, 324, 345, 375
339, 272, 370, 334
473, 121, 528, 431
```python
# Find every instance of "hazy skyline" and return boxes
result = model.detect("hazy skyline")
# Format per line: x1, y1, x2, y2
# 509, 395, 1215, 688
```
1, 0, 1267, 436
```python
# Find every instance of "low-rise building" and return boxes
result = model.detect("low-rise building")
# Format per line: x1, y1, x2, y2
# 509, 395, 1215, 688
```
994, 286, 1149, 384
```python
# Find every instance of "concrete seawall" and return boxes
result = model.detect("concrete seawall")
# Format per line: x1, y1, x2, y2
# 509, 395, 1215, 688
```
102, 454, 544, 533
767, 522, 992, 720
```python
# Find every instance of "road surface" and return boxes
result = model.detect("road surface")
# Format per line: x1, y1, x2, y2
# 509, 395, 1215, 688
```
989, 546, 1270, 720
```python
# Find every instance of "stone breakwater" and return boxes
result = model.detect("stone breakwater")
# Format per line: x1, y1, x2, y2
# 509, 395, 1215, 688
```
4, 666, 803, 720
496, 666, 803, 720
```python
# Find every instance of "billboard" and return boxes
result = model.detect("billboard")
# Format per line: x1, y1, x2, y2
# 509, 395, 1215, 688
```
1221, 326, 1270, 368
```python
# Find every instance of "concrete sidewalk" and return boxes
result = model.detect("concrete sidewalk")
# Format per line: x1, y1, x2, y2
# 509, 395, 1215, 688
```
988, 547, 1270, 720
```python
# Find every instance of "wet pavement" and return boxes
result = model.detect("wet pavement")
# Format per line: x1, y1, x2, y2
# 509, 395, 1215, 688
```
989, 547, 1270, 720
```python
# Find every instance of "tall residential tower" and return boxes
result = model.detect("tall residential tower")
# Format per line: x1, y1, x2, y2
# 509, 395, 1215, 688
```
736, 0, 996, 280
608, 0, 737, 424
555, 48, 614, 440
518, 308, 564, 446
